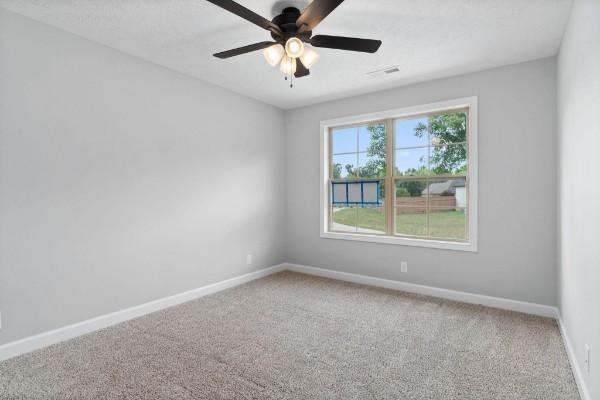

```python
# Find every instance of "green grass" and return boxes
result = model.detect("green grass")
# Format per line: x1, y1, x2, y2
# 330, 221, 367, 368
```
332, 207, 466, 239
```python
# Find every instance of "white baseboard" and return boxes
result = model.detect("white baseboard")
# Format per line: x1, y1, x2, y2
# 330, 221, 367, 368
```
557, 315, 591, 400
0, 264, 285, 362
284, 263, 559, 318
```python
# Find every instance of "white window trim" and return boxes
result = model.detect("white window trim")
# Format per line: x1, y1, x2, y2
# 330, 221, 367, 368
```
319, 96, 478, 252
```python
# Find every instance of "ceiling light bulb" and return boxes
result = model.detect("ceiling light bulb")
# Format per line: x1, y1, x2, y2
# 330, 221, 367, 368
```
279, 56, 297, 74
299, 46, 319, 69
285, 37, 304, 58
263, 44, 285, 67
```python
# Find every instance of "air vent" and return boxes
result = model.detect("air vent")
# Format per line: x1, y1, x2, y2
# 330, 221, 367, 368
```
366, 66, 400, 78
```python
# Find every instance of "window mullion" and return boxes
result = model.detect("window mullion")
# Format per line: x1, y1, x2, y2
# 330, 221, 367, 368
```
426, 118, 431, 238
355, 127, 360, 232
386, 118, 394, 236
328, 129, 333, 231
355, 127, 359, 178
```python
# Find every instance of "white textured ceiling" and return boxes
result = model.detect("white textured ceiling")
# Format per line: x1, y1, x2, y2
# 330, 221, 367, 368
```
1, 0, 572, 109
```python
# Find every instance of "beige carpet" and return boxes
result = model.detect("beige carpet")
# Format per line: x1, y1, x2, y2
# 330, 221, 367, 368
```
0, 271, 579, 399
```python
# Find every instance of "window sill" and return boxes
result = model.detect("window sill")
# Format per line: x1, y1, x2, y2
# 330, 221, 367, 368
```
320, 231, 478, 252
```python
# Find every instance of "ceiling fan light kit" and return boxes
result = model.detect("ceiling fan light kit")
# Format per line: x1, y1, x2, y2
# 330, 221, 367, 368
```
280, 55, 297, 74
285, 37, 305, 58
299, 46, 319, 69
263, 44, 285, 66
206, 0, 382, 87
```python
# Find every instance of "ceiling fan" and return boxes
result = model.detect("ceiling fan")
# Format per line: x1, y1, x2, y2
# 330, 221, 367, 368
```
205, 0, 382, 86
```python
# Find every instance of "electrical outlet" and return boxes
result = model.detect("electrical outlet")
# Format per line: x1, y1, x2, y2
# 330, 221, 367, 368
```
585, 344, 590, 373
246, 254, 253, 265
401, 261, 408, 273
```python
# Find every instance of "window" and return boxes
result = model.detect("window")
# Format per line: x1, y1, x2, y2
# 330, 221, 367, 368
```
320, 97, 477, 251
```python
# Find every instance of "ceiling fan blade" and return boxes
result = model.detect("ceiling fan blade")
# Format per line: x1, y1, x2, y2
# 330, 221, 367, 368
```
296, 0, 345, 33
294, 59, 310, 78
204, 0, 281, 35
213, 41, 277, 59
310, 35, 382, 53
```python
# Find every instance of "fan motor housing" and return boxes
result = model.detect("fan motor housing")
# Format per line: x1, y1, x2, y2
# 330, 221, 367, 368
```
271, 7, 311, 41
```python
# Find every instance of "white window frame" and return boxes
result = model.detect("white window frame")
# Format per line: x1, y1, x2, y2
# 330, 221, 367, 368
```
319, 96, 478, 252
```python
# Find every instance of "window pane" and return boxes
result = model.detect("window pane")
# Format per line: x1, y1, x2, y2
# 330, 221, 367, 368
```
356, 123, 386, 177
331, 205, 358, 233
429, 112, 467, 145
357, 204, 386, 234
332, 153, 358, 178
332, 127, 357, 154
395, 180, 427, 236
396, 179, 429, 198
429, 208, 467, 240
430, 144, 467, 175
395, 207, 427, 237
358, 123, 386, 152
395, 117, 428, 148
425, 178, 467, 208
395, 148, 428, 176
358, 152, 386, 178
358, 181, 385, 234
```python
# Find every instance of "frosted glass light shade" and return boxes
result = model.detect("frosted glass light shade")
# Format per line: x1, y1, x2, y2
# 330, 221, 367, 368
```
263, 44, 285, 67
285, 37, 304, 58
279, 56, 297, 74
299, 46, 319, 68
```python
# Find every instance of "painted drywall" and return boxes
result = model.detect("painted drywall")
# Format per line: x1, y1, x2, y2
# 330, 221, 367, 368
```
285, 58, 558, 306
0, 8, 285, 345
557, 0, 600, 397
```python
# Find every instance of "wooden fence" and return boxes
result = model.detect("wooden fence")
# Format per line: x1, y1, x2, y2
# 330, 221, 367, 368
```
395, 196, 457, 214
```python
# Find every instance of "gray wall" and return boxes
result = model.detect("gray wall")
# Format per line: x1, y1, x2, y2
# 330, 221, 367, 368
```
0, 9, 286, 345
285, 58, 558, 306
557, 0, 600, 397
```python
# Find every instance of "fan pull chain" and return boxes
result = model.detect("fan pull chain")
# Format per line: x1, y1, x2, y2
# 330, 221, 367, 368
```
283, 68, 293, 88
